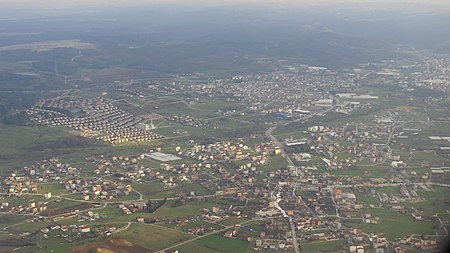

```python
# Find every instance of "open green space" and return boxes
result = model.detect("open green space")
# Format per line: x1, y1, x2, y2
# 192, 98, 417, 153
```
404, 186, 450, 215
118, 223, 194, 252
0, 124, 74, 167
96, 199, 238, 222
132, 181, 212, 199
395, 123, 450, 153
331, 166, 388, 178
132, 181, 177, 199
0, 232, 33, 253
300, 239, 346, 253
353, 208, 437, 240
259, 155, 288, 172
376, 186, 400, 195
408, 151, 447, 167
0, 213, 31, 229
153, 200, 222, 219
16, 234, 71, 253
1, 195, 47, 207
9, 221, 54, 234
37, 182, 67, 195
178, 234, 249, 253
354, 192, 379, 206
219, 217, 251, 226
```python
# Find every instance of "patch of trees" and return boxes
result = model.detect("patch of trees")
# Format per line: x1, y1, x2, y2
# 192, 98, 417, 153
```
285, 143, 310, 153
41, 106, 86, 118
0, 92, 38, 125
146, 199, 166, 213
0, 71, 38, 90
3, 111, 31, 126
31, 136, 95, 150
0, 239, 33, 247
41, 203, 94, 217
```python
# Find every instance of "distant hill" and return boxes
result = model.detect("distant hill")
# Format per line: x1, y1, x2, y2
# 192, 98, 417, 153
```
0, 6, 448, 76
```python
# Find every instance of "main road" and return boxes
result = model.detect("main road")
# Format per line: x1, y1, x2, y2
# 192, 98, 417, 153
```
264, 95, 340, 253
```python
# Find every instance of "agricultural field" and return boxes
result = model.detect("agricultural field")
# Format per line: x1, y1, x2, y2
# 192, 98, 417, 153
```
353, 208, 437, 240
117, 223, 194, 252
354, 192, 380, 206
132, 181, 212, 199
300, 240, 346, 253
37, 182, 67, 195
177, 235, 250, 253
404, 186, 450, 215
0, 124, 75, 167
259, 156, 289, 172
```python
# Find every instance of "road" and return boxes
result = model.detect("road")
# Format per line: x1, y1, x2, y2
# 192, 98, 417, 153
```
436, 215, 449, 236
329, 188, 339, 217
360, 120, 413, 167
293, 186, 317, 219
71, 51, 83, 62
114, 222, 132, 234
265, 127, 300, 253
263, 96, 340, 253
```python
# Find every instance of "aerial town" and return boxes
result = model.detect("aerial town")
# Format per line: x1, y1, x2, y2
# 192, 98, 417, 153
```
0, 54, 449, 253
1, 2, 450, 252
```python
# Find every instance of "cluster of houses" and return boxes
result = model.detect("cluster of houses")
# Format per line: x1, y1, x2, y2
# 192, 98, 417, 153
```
26, 96, 163, 144
64, 177, 133, 201
116, 88, 145, 97
169, 115, 210, 127
150, 68, 360, 122
418, 57, 450, 93
182, 142, 255, 162
3, 158, 77, 196
306, 122, 394, 169
38, 223, 119, 241
0, 141, 443, 253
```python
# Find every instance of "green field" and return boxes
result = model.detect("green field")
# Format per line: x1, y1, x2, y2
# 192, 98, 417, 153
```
0, 124, 71, 155
354, 192, 379, 206
300, 240, 346, 253
1, 195, 47, 208
331, 166, 388, 178
0, 213, 31, 229
376, 186, 400, 195
219, 217, 251, 226
259, 155, 288, 172
0, 122, 156, 172
37, 182, 67, 195
178, 235, 249, 253
132, 181, 177, 198
0, 124, 74, 168
152, 200, 218, 219
94, 199, 237, 222
0, 232, 33, 253
44, 199, 95, 215
9, 221, 54, 234
404, 186, 450, 215
118, 223, 194, 252
132, 181, 212, 199
353, 208, 437, 240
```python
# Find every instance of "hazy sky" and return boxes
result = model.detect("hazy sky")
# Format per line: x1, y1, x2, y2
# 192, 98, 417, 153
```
0, 0, 449, 18
1, 0, 450, 8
